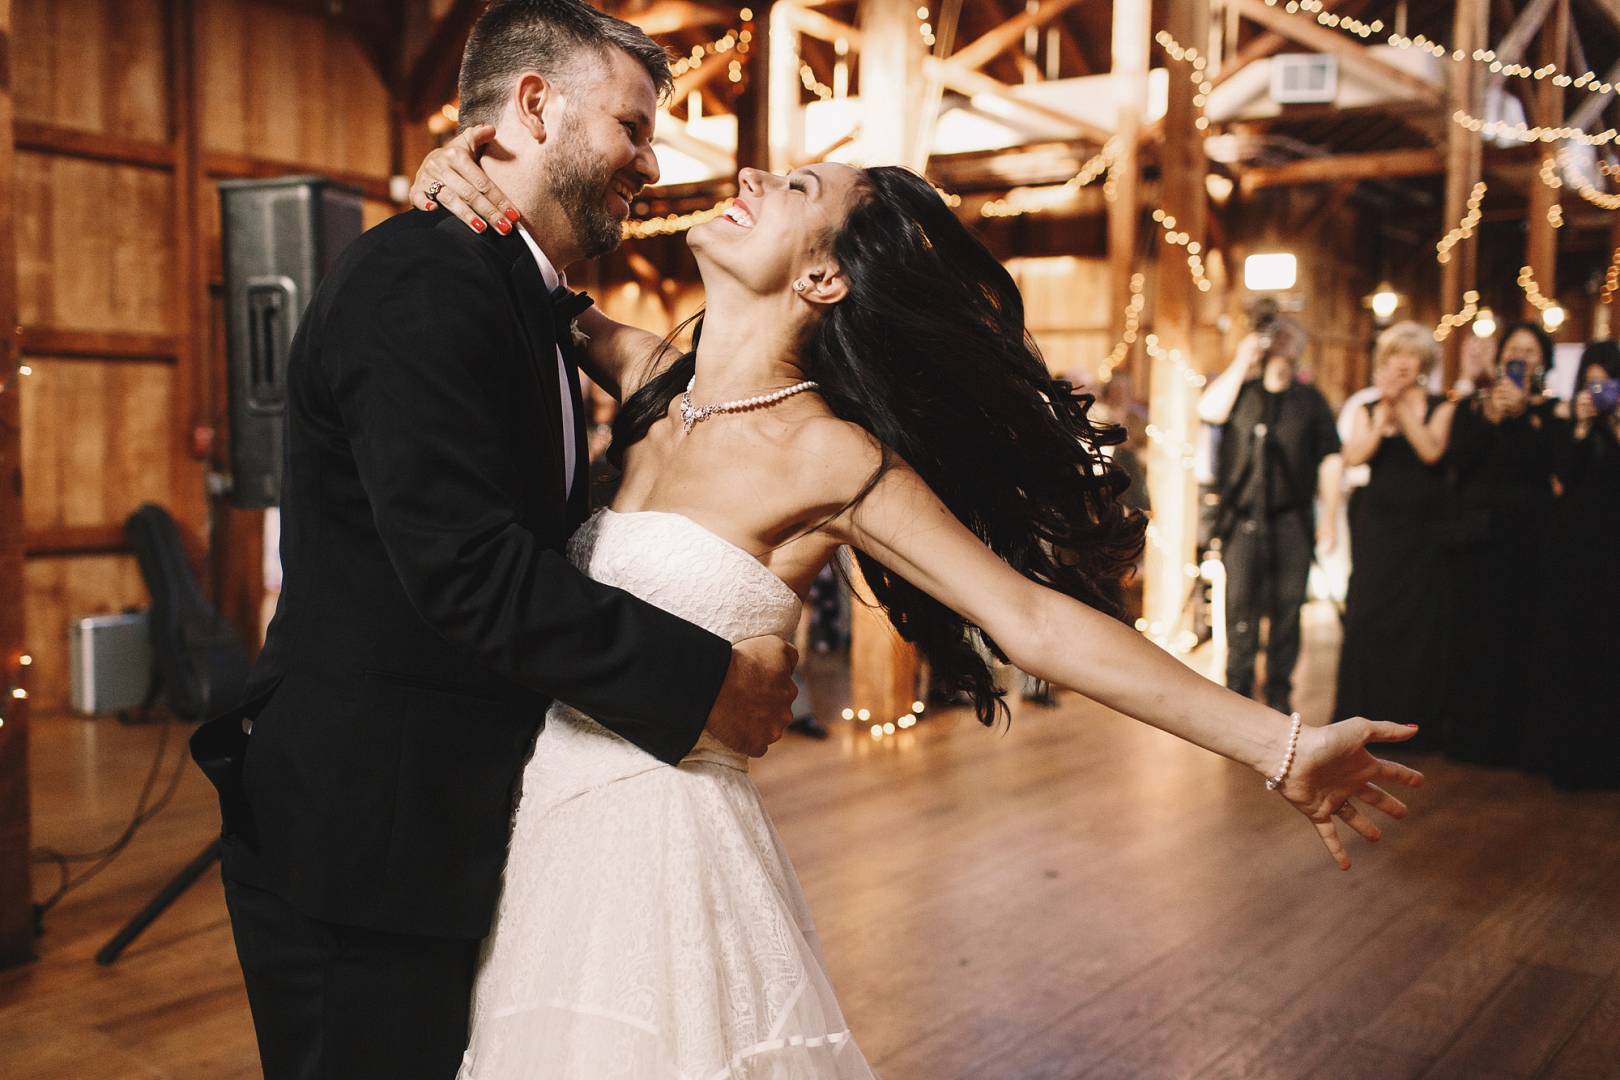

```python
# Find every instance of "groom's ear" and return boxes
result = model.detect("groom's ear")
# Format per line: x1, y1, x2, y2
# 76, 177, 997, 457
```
512, 72, 556, 144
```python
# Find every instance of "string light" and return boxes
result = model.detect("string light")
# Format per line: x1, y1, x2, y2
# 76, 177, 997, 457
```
1155, 30, 1213, 131
1151, 208, 1212, 292
1262, 0, 1618, 97
1553, 149, 1620, 210
1517, 265, 1561, 320
1452, 108, 1619, 147
1098, 272, 1146, 381
799, 59, 834, 101
1434, 289, 1481, 342
622, 198, 734, 239
669, 25, 750, 80
1436, 181, 1486, 264
1601, 246, 1620, 304
980, 139, 1117, 219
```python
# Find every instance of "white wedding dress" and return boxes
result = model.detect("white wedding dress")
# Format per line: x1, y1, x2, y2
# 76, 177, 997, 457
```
457, 509, 877, 1080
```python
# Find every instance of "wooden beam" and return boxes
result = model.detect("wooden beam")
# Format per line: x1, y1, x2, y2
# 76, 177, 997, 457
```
1237, 147, 1445, 193
202, 151, 395, 203
22, 525, 129, 558
1494, 0, 1559, 66
670, 47, 734, 104
623, 1, 734, 36
1210, 0, 1372, 91
1566, 58, 1620, 131
0, 0, 36, 972
1526, 0, 1569, 317
14, 121, 175, 170
403, 0, 483, 121
17, 328, 183, 362
1442, 0, 1489, 382
785, 6, 1113, 145
1229, 0, 1442, 107
947, 0, 1089, 74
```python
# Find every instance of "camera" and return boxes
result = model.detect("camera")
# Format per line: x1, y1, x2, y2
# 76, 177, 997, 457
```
1504, 359, 1528, 389
1590, 378, 1620, 414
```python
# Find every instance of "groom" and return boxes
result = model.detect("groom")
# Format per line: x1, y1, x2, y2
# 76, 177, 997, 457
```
191, 2, 798, 1077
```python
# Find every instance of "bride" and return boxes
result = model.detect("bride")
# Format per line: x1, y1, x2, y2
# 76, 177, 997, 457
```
413, 150, 1423, 1078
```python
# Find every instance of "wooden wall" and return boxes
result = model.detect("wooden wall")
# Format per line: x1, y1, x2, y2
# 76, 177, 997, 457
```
1008, 256, 1115, 384
14, 0, 400, 715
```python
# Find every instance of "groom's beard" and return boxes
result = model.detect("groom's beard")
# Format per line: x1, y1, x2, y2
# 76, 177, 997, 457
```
547, 129, 626, 260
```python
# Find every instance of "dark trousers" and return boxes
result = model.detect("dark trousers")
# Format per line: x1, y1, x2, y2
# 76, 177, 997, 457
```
224, 876, 480, 1080
1223, 510, 1312, 709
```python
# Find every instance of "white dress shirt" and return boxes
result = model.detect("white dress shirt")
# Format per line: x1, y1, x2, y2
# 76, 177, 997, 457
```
515, 225, 578, 499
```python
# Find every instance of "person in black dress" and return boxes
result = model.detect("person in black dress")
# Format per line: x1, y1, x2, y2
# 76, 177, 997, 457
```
1437, 321, 1562, 767
1531, 342, 1620, 788
1333, 323, 1456, 741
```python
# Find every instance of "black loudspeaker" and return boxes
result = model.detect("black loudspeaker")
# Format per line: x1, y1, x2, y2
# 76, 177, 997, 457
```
219, 176, 363, 509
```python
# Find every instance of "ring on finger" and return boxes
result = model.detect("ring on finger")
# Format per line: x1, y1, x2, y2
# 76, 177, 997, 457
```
1335, 799, 1356, 820
424, 180, 445, 201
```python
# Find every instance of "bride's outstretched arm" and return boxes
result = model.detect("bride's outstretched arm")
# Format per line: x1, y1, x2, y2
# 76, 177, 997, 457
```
408, 125, 674, 402
826, 449, 1422, 870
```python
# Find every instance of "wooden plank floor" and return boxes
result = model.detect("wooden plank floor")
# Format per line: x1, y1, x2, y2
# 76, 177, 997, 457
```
4, 603, 1618, 1079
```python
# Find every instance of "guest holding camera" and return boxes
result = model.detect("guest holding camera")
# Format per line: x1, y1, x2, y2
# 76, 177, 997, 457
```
1199, 314, 1340, 713
1437, 321, 1561, 767
1531, 342, 1620, 788
1332, 323, 1455, 740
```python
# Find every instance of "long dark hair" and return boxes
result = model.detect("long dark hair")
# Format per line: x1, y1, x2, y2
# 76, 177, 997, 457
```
613, 166, 1145, 727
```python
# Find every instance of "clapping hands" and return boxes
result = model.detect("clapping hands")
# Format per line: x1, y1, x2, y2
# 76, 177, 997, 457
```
1274, 718, 1424, 870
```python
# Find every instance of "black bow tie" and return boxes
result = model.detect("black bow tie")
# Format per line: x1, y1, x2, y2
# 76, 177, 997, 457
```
548, 284, 594, 326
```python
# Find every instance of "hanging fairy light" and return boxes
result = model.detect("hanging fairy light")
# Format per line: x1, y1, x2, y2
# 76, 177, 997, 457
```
1553, 149, 1620, 211
1152, 209, 1213, 292
1155, 30, 1214, 131
622, 198, 734, 240
980, 140, 1117, 220
1601, 246, 1620, 304
1517, 265, 1563, 331
1434, 289, 1482, 342
1098, 272, 1146, 381
1436, 181, 1487, 264
1452, 108, 1619, 147
669, 25, 750, 80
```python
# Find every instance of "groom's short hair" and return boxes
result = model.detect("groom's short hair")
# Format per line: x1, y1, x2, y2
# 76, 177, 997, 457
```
457, 0, 674, 130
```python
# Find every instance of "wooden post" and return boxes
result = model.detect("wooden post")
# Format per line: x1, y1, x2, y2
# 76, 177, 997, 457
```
848, 562, 920, 728
735, 2, 772, 171
766, 0, 804, 172
0, 0, 36, 970
1109, 0, 1148, 377
857, 0, 923, 166
1441, 0, 1488, 382
1525, 0, 1568, 318
1141, 0, 1209, 652
168, 0, 208, 546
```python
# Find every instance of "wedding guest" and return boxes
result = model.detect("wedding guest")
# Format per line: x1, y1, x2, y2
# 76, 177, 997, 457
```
1437, 321, 1561, 767
1332, 323, 1455, 741
1530, 342, 1620, 788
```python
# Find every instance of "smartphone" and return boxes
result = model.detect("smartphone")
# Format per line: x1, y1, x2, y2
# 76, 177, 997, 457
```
1591, 378, 1620, 414
1504, 359, 1528, 389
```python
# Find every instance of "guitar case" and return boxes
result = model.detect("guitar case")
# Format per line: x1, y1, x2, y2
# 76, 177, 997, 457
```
124, 504, 249, 723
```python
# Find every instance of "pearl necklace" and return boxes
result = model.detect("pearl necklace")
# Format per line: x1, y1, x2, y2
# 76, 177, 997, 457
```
680, 376, 819, 433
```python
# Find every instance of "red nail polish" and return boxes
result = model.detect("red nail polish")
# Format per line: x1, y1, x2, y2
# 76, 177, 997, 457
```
471, 218, 486, 233
504, 207, 521, 222
493, 218, 511, 235
424, 200, 437, 211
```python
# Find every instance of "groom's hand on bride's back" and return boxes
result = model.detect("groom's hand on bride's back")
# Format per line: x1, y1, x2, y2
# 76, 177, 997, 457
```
706, 636, 799, 757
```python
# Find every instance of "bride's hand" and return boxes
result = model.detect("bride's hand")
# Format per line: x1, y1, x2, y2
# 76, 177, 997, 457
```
1276, 718, 1424, 871
409, 124, 520, 235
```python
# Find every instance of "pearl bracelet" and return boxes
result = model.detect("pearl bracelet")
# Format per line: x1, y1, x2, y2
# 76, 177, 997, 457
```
1264, 713, 1303, 791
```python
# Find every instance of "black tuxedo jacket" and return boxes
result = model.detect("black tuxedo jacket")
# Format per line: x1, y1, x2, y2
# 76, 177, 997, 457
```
195, 209, 733, 940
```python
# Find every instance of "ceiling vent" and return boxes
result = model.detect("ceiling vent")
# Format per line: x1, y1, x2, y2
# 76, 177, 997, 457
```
1270, 54, 1339, 104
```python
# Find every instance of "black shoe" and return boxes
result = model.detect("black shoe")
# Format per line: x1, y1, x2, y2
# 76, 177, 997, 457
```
788, 716, 830, 740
